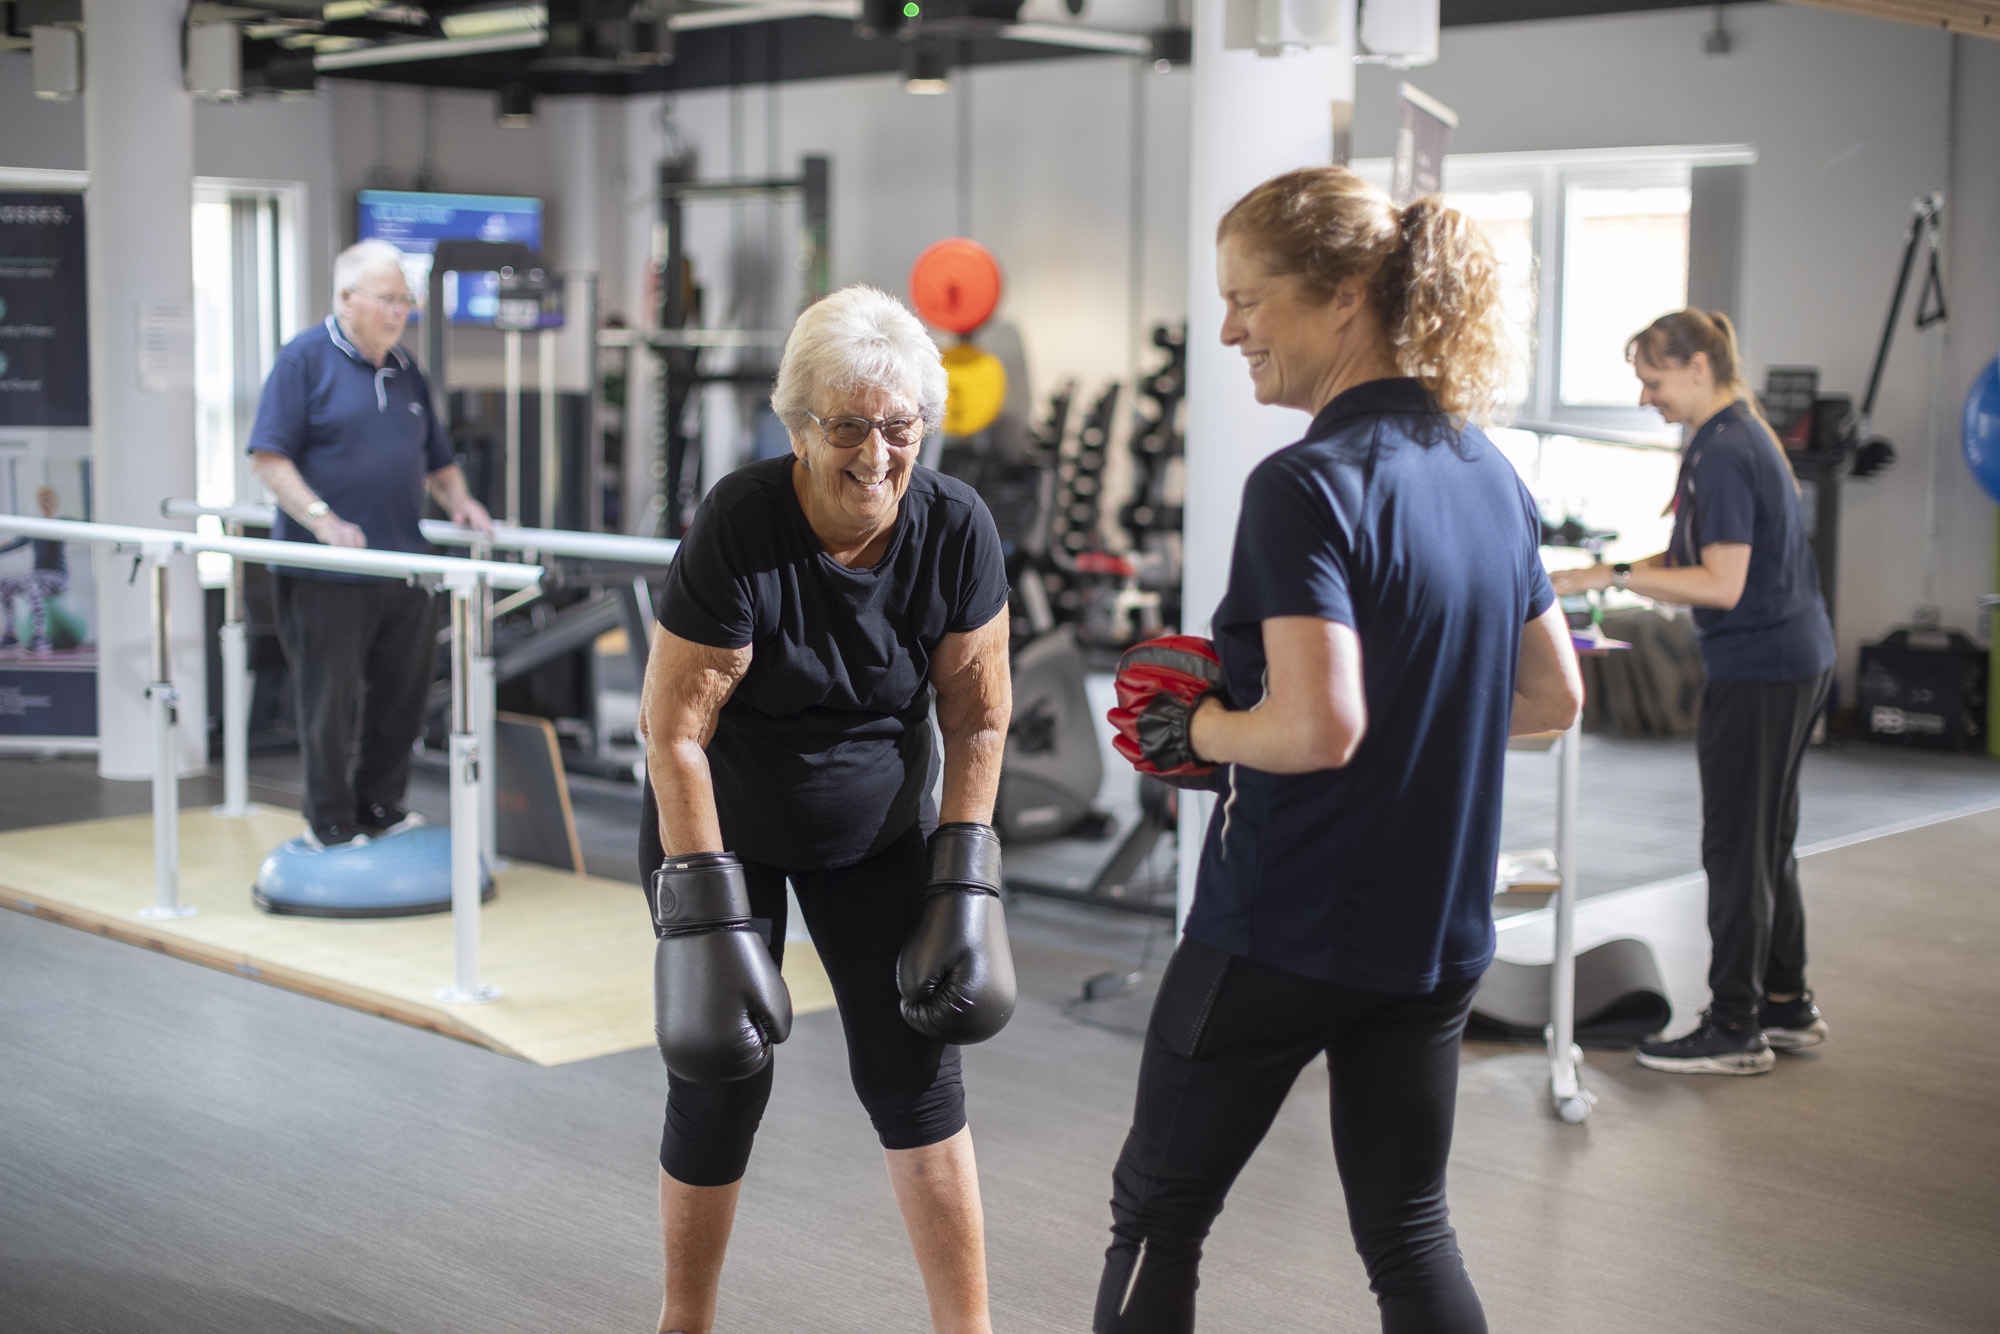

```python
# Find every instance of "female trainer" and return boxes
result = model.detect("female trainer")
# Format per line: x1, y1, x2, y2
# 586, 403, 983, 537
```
1552, 310, 1835, 1075
1098, 166, 1583, 1334
637, 285, 1015, 1334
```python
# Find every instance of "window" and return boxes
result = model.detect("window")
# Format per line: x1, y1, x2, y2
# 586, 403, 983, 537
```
1352, 146, 1751, 560
1558, 182, 1692, 408
191, 180, 303, 583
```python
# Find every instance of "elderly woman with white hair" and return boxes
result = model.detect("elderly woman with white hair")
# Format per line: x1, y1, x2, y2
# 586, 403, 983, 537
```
636, 285, 1014, 1334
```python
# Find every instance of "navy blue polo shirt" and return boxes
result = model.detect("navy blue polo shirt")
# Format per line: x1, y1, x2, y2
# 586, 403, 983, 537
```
1667, 401, 1835, 683
1184, 379, 1554, 994
246, 317, 454, 581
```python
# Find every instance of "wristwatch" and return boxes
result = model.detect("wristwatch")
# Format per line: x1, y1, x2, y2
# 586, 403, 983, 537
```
1611, 562, 1633, 590
304, 500, 330, 522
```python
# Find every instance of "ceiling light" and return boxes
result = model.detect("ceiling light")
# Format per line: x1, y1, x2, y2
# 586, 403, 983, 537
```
497, 80, 536, 127
903, 39, 950, 94
442, 5, 547, 40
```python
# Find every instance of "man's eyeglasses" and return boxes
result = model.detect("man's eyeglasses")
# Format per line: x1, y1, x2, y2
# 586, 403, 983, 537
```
354, 288, 416, 311
808, 411, 926, 449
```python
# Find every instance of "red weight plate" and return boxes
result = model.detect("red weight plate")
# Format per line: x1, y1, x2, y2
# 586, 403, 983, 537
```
909, 238, 1002, 335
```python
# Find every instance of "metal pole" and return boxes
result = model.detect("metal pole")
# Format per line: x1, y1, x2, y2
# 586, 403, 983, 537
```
138, 548, 195, 921
504, 327, 523, 524
1549, 719, 1591, 1122
583, 273, 601, 532
471, 543, 500, 872
215, 521, 253, 817
539, 327, 558, 530
437, 579, 499, 1004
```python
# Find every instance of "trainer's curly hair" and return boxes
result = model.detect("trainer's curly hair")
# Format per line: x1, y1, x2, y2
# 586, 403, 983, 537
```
1217, 167, 1513, 427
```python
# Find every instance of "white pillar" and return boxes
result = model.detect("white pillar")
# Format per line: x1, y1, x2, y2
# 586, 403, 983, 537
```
84, 0, 205, 779
1177, 0, 1354, 924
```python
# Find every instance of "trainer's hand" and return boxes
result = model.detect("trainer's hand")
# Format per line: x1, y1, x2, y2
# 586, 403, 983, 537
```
1107, 635, 1232, 791
311, 514, 368, 549
1550, 566, 1609, 595
898, 823, 1016, 1044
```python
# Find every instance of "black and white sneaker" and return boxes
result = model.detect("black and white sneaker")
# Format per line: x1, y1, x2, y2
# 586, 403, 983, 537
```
358, 803, 424, 838
1637, 1012, 1775, 1075
1760, 992, 1828, 1051
303, 821, 370, 850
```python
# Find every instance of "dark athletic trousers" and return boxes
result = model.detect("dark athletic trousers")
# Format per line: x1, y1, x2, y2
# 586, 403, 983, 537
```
274, 575, 438, 830
638, 804, 966, 1187
1697, 670, 1833, 1021
1096, 938, 1486, 1334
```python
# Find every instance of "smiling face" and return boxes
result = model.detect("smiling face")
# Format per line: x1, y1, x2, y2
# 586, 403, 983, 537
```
789, 380, 924, 552
1631, 347, 1715, 428
1216, 234, 1358, 414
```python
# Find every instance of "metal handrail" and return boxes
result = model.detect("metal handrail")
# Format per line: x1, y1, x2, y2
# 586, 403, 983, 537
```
2, 513, 542, 589
0, 512, 528, 1002
159, 499, 679, 566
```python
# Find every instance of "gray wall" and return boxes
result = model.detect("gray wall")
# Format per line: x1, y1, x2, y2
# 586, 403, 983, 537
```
1352, 4, 1996, 690
5, 6, 1996, 681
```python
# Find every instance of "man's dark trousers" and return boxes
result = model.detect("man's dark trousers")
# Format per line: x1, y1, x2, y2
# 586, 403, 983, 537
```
1696, 670, 1833, 1021
275, 575, 439, 830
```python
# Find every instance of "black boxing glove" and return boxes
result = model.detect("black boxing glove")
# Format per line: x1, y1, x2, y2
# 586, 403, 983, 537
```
651, 852, 793, 1083
896, 823, 1017, 1044
1107, 635, 1232, 792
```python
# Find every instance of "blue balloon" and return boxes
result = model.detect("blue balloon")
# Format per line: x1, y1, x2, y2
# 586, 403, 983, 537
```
1965, 356, 2000, 507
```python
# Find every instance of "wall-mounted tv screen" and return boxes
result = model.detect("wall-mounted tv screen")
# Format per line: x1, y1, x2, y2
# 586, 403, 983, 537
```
355, 190, 544, 325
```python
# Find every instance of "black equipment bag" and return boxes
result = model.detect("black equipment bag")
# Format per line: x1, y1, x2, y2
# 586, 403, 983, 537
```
1857, 629, 1987, 751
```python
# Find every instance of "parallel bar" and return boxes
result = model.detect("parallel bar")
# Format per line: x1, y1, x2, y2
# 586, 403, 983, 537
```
161, 500, 679, 567
437, 586, 499, 1005
0, 514, 541, 589
137, 553, 195, 922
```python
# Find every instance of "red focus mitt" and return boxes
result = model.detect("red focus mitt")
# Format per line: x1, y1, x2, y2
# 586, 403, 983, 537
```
1107, 635, 1232, 791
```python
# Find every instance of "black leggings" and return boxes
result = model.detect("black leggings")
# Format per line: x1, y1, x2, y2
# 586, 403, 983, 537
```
1697, 671, 1832, 1021
1096, 939, 1486, 1334
640, 818, 966, 1187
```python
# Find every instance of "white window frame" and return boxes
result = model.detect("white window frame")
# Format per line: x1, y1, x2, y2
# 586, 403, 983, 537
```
1351, 143, 1755, 438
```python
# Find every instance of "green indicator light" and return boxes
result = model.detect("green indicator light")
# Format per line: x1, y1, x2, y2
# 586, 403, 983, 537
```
903, 3, 920, 15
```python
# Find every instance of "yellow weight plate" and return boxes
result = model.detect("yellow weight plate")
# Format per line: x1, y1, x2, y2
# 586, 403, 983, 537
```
942, 343, 1006, 438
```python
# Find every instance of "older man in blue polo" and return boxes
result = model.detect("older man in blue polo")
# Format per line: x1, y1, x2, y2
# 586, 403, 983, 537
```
247, 238, 491, 849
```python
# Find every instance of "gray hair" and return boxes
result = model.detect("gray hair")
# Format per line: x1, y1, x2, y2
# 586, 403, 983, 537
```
332, 239, 407, 309
771, 286, 948, 433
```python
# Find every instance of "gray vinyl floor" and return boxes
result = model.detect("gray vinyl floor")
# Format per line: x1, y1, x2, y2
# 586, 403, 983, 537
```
4, 718, 2000, 1332
4, 799, 1999, 1333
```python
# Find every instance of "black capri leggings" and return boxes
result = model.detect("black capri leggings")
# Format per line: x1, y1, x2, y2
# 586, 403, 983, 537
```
639, 815, 966, 1188
1096, 939, 1486, 1334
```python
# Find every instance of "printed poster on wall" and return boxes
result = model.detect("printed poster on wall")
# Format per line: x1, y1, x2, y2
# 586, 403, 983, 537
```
0, 189, 97, 741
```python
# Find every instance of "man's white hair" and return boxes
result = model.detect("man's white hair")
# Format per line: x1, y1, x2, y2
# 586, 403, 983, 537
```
771, 286, 948, 433
332, 239, 407, 311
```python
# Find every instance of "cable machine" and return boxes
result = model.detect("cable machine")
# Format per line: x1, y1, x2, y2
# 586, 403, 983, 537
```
598, 155, 831, 539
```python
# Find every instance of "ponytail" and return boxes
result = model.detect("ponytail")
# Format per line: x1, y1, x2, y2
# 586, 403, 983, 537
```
1374, 197, 1511, 427
1218, 168, 1514, 428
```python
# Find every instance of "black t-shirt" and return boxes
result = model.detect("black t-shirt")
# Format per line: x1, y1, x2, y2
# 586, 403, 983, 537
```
1667, 402, 1835, 683
657, 455, 1009, 870
1184, 379, 1555, 994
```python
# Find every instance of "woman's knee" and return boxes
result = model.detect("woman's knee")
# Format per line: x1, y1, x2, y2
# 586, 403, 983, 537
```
660, 1066, 775, 1187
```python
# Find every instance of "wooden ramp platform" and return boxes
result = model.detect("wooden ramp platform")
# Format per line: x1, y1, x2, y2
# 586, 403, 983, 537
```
0, 808, 836, 1066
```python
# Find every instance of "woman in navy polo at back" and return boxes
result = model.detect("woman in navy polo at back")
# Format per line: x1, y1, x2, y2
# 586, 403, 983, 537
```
1094, 167, 1583, 1334
1553, 311, 1836, 1075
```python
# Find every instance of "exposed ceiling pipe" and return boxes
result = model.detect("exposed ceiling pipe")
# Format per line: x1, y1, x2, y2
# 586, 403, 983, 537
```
313, 30, 550, 69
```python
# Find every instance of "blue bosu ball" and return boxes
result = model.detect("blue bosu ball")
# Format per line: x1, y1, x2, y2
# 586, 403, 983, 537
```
1965, 356, 2000, 508
252, 824, 494, 918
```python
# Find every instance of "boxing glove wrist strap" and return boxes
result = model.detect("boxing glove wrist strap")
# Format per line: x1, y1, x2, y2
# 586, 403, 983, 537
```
652, 851, 754, 930
927, 822, 1002, 897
